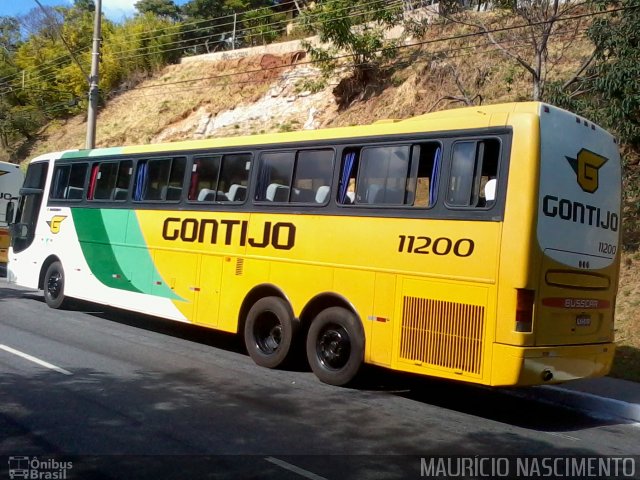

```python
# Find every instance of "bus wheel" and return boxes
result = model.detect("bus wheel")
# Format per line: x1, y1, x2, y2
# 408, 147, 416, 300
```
306, 307, 364, 386
244, 296, 297, 369
43, 261, 69, 309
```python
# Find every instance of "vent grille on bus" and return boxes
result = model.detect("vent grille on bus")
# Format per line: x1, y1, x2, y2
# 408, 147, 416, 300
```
235, 258, 244, 276
400, 296, 485, 375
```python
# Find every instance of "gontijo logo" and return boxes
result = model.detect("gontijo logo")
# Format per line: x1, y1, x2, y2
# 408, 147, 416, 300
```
0, 170, 8, 177
46, 215, 67, 234
565, 149, 608, 193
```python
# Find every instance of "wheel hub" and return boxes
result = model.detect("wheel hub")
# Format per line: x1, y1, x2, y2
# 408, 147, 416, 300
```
318, 326, 350, 369
256, 315, 282, 354
47, 273, 62, 299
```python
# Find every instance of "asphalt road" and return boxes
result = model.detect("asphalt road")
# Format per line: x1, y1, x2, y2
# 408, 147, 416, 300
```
1, 277, 639, 480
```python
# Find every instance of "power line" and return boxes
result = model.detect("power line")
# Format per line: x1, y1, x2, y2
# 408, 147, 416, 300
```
0, 0, 402, 94
1, 0, 401, 90
113, 29, 591, 102
2, 3, 633, 108
109, 6, 617, 96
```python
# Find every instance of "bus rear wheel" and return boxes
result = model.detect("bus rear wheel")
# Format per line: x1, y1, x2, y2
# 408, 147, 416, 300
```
244, 296, 297, 369
43, 261, 69, 309
306, 307, 364, 386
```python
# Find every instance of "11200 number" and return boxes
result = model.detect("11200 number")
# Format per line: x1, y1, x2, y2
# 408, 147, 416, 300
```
397, 235, 475, 257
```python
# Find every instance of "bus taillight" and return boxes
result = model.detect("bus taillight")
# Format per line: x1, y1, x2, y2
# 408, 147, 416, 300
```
515, 289, 535, 332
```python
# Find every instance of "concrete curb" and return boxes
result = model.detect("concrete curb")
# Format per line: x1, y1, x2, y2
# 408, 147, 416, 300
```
526, 385, 640, 423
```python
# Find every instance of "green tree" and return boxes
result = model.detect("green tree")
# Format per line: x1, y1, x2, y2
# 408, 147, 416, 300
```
13, 4, 96, 117
135, 0, 182, 21
300, 0, 402, 106
242, 7, 286, 47
180, 0, 227, 54
180, 0, 274, 54
586, 0, 639, 148
0, 16, 21, 53
102, 13, 181, 87
74, 0, 96, 13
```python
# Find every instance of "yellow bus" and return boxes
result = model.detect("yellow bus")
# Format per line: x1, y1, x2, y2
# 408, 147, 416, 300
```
0, 161, 24, 264
6, 102, 621, 386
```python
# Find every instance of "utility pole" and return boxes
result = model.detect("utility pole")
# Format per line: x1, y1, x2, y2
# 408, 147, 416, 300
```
86, 0, 102, 150
232, 13, 237, 50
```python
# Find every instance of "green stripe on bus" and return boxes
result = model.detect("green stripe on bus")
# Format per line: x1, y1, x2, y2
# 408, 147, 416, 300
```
71, 209, 181, 300
61, 147, 123, 159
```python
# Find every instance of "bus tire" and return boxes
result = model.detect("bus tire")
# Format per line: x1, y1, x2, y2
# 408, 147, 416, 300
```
306, 307, 364, 386
244, 296, 297, 369
43, 261, 69, 309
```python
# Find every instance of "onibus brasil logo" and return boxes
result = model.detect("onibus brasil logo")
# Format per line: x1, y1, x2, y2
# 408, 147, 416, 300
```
8, 456, 72, 479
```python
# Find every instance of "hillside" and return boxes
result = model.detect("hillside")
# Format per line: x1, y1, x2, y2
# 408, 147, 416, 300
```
9, 18, 640, 382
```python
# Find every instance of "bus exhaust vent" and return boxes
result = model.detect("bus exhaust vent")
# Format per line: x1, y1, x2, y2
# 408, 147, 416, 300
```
400, 296, 485, 375
235, 258, 244, 276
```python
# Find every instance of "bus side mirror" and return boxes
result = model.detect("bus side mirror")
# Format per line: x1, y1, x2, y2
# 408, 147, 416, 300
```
5, 200, 15, 225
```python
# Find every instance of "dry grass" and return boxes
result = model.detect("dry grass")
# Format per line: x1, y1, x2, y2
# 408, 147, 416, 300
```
28, 57, 283, 156
611, 252, 640, 382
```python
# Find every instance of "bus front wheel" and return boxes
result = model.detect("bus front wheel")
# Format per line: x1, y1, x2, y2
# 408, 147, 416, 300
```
43, 261, 69, 309
306, 307, 364, 386
244, 296, 297, 369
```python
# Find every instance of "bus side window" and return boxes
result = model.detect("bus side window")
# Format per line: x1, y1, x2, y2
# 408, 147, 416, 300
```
255, 151, 295, 202
113, 161, 133, 201
356, 145, 410, 205
447, 138, 500, 208
219, 153, 251, 202
189, 153, 251, 203
340, 143, 441, 208
407, 143, 441, 208
291, 149, 333, 204
135, 157, 186, 202
189, 155, 222, 201
92, 161, 132, 201
50, 163, 88, 200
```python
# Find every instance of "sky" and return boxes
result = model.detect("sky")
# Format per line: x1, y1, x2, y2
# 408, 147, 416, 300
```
0, 0, 189, 23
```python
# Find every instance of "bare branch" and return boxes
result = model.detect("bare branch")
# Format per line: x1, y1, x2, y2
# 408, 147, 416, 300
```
562, 49, 597, 89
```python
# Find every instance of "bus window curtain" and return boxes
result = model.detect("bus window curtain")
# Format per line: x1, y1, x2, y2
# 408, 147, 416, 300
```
256, 161, 271, 200
339, 152, 356, 204
87, 164, 99, 200
189, 161, 199, 200
134, 162, 147, 201
429, 147, 441, 206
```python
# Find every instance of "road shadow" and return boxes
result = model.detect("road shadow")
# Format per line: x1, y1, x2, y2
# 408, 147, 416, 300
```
355, 366, 620, 432
0, 364, 630, 480
1, 285, 630, 437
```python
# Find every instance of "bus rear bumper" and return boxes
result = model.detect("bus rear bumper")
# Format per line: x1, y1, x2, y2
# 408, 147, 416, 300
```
490, 342, 615, 386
